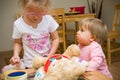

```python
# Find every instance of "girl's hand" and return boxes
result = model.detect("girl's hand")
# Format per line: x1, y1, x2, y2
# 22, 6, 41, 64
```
9, 55, 20, 65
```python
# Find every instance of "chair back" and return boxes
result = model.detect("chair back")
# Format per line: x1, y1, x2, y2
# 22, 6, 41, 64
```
106, 4, 120, 66
112, 4, 120, 31
49, 8, 66, 51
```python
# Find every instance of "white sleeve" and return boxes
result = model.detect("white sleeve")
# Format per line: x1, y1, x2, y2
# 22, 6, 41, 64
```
12, 22, 22, 39
48, 15, 59, 33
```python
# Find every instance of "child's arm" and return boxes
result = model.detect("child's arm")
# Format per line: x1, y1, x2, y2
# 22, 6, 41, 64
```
86, 56, 103, 71
48, 31, 59, 57
86, 47, 104, 71
10, 39, 22, 65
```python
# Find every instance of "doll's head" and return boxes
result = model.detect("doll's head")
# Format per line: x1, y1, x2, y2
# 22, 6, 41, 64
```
32, 56, 47, 70
63, 44, 81, 58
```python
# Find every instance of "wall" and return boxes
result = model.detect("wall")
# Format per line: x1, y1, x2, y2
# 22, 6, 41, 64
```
101, 0, 120, 30
50, 0, 89, 12
0, 0, 120, 52
0, 0, 19, 51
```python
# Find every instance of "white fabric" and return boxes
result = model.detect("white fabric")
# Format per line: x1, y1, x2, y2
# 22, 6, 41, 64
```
12, 15, 58, 68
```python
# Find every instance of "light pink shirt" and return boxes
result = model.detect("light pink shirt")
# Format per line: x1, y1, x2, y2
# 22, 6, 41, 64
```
78, 41, 112, 78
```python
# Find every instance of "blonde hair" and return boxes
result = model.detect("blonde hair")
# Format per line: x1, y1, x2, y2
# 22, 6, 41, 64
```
18, 0, 51, 11
79, 18, 107, 44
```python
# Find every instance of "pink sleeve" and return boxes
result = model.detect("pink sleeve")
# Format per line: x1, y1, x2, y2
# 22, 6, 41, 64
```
86, 45, 104, 71
86, 56, 103, 71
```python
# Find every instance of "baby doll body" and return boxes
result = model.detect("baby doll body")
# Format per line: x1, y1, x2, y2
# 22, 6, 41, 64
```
34, 54, 88, 80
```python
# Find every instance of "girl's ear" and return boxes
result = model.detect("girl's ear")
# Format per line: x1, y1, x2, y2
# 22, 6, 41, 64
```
90, 38, 94, 42
90, 36, 95, 42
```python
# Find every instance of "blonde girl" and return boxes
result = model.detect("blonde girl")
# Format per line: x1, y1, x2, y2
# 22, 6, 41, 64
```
2, 0, 59, 72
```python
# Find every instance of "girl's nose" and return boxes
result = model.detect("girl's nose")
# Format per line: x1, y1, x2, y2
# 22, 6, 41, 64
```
76, 30, 80, 34
76, 30, 81, 36
34, 16, 39, 19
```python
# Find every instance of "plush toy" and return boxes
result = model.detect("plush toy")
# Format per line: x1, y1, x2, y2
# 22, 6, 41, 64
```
32, 44, 88, 80
32, 44, 81, 70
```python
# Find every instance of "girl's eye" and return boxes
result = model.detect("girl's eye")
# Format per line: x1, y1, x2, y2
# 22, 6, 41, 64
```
31, 13, 35, 16
80, 28, 84, 32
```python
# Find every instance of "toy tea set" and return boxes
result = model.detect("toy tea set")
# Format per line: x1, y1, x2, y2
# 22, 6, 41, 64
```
4, 70, 27, 80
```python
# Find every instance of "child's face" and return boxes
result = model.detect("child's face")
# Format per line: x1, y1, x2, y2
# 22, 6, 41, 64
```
23, 6, 47, 24
76, 26, 94, 46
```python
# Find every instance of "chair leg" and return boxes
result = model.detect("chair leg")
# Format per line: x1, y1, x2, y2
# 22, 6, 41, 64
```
75, 22, 79, 44
107, 38, 111, 66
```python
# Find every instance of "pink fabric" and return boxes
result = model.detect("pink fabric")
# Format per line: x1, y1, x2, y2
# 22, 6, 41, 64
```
78, 41, 112, 78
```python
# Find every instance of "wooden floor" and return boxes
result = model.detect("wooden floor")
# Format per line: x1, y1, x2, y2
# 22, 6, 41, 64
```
109, 52, 120, 80
0, 50, 120, 80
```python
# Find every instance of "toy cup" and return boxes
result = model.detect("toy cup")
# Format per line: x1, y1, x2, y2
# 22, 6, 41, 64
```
4, 70, 27, 80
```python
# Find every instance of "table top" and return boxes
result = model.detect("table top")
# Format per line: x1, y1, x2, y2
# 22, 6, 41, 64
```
65, 13, 95, 16
64, 13, 96, 22
65, 12, 81, 15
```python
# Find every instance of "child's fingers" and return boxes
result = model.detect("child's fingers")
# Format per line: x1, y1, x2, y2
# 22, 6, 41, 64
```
9, 56, 20, 64
9, 60, 15, 65
16, 62, 21, 67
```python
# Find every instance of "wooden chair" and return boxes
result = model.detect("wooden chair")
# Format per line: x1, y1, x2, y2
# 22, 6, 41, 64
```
49, 8, 66, 52
65, 22, 78, 46
107, 4, 120, 66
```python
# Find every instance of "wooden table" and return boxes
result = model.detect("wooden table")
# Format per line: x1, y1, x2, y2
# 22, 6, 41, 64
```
0, 69, 112, 80
64, 13, 96, 22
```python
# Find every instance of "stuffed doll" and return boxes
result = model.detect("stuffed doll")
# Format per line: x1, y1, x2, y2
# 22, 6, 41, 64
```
33, 44, 88, 80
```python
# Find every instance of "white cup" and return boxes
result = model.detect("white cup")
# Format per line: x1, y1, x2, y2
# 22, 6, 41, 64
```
4, 70, 27, 80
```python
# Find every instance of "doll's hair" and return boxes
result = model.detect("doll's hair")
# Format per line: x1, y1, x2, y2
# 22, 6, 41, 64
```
78, 18, 107, 44
18, 0, 51, 11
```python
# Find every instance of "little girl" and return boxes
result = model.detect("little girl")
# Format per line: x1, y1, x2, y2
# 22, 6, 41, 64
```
76, 18, 113, 79
2, 0, 59, 72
